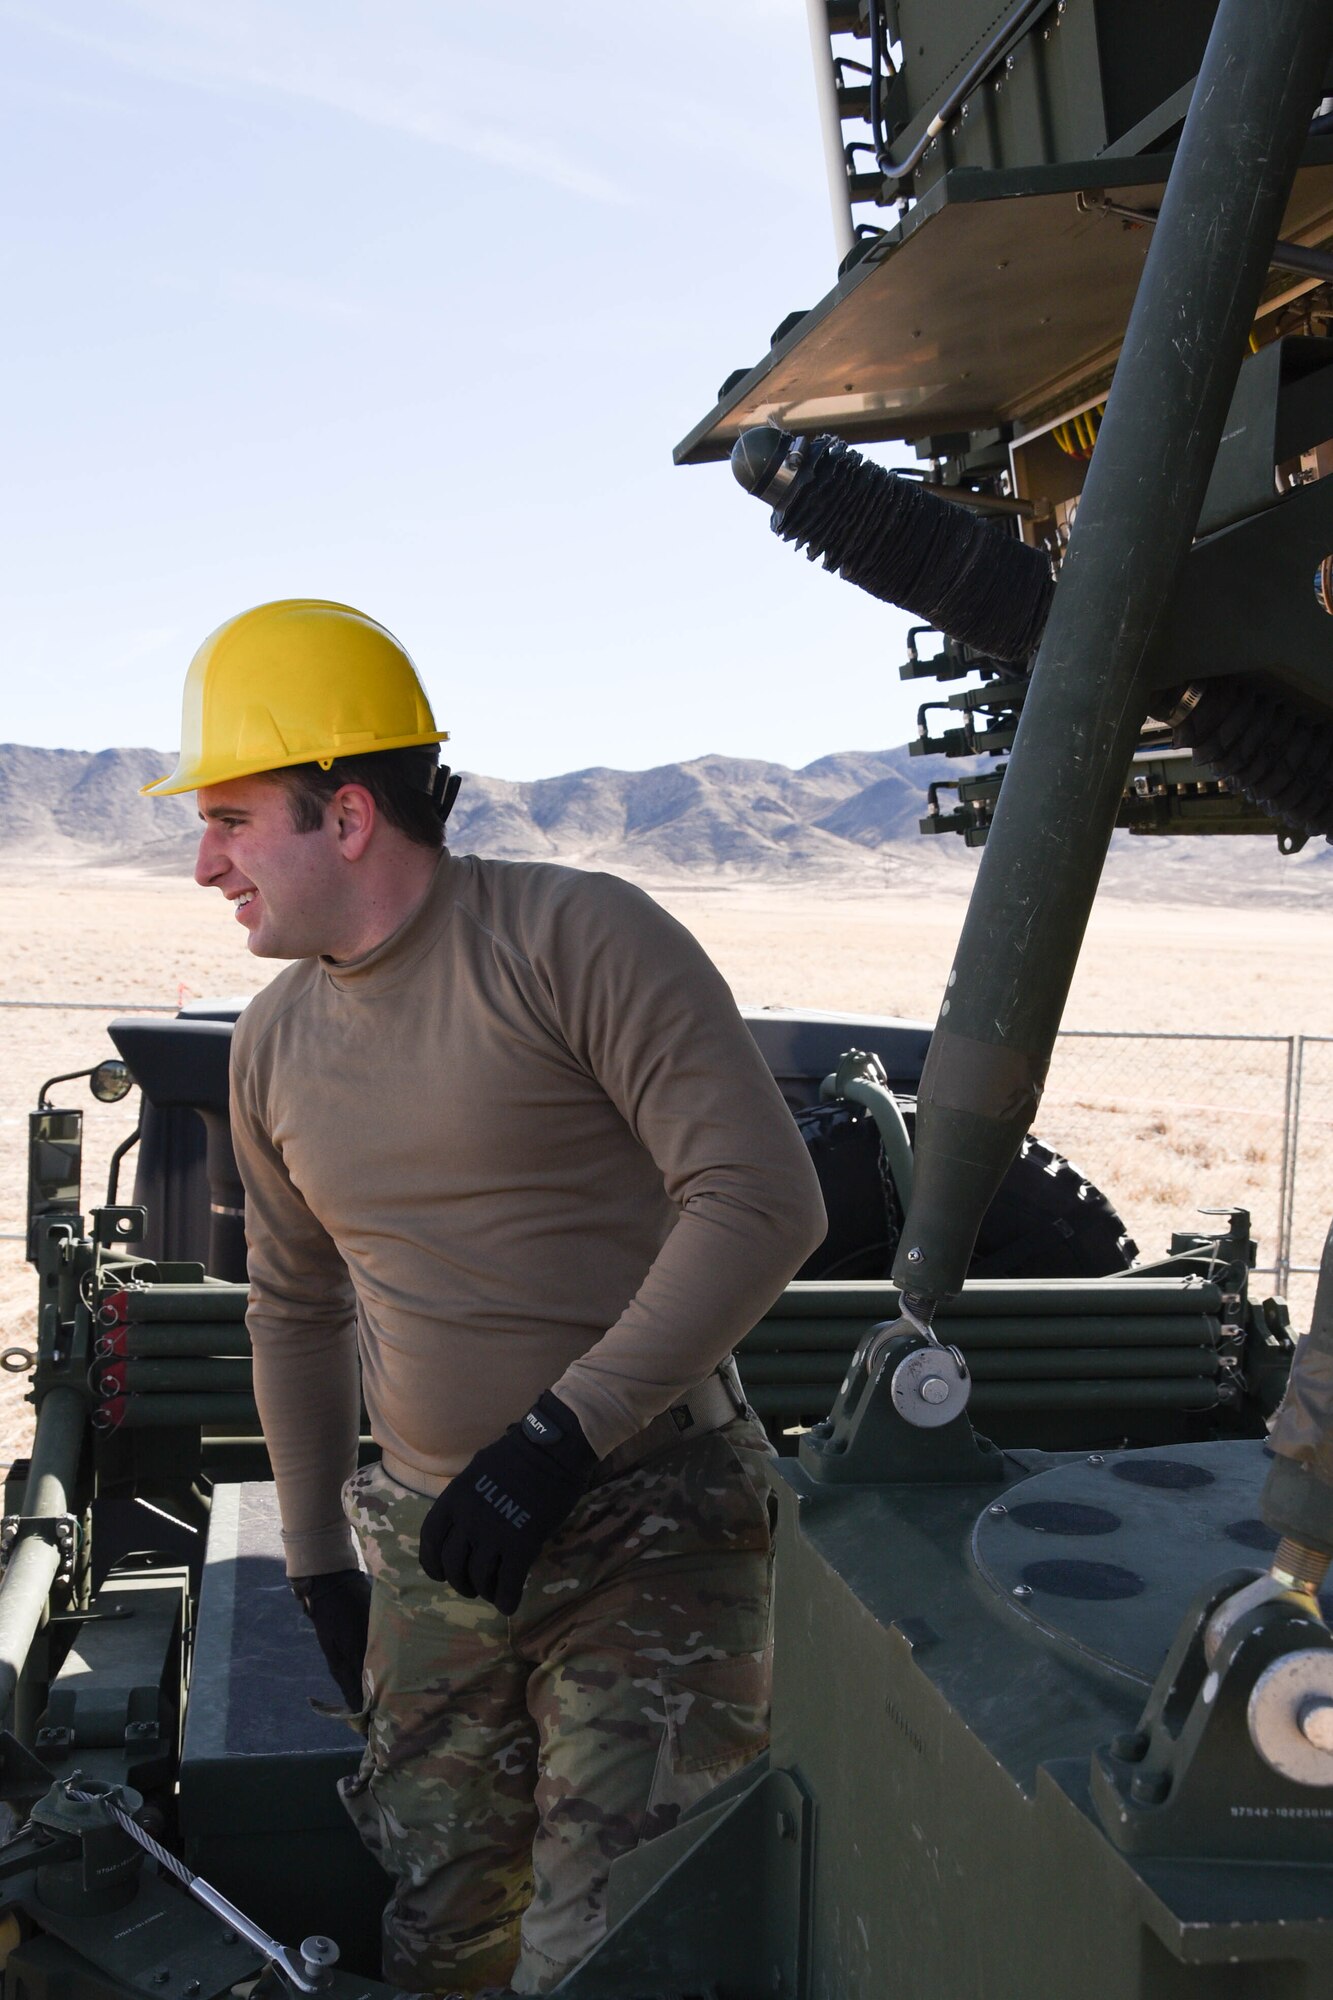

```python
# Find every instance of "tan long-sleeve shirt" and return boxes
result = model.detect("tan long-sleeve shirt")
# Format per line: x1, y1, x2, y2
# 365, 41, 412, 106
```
229, 853, 826, 1575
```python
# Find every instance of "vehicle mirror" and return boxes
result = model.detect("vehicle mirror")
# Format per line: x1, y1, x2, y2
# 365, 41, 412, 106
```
25, 1108, 83, 1263
89, 1060, 133, 1104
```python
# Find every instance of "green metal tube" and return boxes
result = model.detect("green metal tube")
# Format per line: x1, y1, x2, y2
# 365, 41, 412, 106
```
741, 1319, 881, 1352
117, 1325, 251, 1358
0, 1539, 62, 1729
111, 1394, 260, 1428
740, 1313, 1220, 1353
891, 0, 1333, 1301
21, 1385, 86, 1519
739, 1353, 857, 1384
738, 1345, 1218, 1385
969, 1380, 1223, 1414
120, 1286, 248, 1323
744, 1384, 844, 1420
763, 1281, 1223, 1319
964, 1348, 1219, 1383
0, 1385, 86, 1724
111, 1359, 254, 1394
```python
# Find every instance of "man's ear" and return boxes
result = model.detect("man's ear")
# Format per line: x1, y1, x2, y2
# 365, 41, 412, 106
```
331, 783, 376, 861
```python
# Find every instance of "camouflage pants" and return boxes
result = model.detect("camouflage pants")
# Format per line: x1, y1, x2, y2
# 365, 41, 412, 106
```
338, 1415, 776, 1995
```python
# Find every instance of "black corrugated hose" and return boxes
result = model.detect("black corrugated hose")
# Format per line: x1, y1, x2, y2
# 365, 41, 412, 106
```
1173, 676, 1333, 840
770, 434, 1053, 664
758, 428, 1333, 841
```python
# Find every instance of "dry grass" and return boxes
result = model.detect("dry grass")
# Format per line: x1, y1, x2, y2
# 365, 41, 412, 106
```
5, 857, 1333, 1471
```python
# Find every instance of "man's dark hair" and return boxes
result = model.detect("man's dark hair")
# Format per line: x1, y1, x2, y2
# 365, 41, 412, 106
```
271, 747, 446, 851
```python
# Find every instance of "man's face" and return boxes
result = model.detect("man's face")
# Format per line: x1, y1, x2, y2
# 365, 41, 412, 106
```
195, 775, 343, 959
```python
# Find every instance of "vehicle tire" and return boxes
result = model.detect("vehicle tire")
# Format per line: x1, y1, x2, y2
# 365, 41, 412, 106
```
793, 1097, 1136, 1282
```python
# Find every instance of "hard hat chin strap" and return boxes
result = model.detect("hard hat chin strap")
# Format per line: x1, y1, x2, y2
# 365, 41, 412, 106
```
428, 763, 463, 827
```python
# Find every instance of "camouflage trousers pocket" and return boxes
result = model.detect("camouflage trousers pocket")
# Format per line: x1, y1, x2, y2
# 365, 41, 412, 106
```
646, 1649, 771, 1822
337, 1748, 391, 1871
337, 1726, 530, 1993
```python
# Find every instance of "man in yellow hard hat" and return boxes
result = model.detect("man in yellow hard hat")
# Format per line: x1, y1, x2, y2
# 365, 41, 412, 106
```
147, 599, 826, 1996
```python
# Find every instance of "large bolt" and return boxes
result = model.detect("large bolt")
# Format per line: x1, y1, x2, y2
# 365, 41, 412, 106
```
919, 1377, 950, 1406
1299, 1696, 1333, 1753
297, 1937, 341, 1991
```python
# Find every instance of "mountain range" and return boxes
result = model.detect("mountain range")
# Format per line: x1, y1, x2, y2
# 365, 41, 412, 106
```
0, 743, 965, 878
0, 742, 1327, 904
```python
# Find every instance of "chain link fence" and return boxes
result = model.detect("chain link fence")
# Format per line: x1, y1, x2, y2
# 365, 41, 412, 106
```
1037, 1032, 1327, 1326
1288, 1037, 1333, 1321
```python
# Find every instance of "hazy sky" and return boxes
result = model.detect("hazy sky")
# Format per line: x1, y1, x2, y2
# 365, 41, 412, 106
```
2, 0, 919, 780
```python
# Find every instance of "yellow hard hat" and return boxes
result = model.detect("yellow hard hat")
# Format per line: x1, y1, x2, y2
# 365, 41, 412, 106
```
141, 598, 448, 796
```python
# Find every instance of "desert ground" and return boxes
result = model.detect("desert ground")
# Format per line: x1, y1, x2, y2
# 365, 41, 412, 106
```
2, 856, 1330, 1470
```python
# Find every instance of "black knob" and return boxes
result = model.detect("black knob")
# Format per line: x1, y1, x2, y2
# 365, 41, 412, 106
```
731, 426, 797, 502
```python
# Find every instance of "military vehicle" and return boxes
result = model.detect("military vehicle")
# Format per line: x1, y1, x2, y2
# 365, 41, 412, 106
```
6, 1, 1333, 1994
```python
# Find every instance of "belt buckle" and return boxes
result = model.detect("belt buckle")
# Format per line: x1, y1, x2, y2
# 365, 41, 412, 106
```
717, 1355, 747, 1419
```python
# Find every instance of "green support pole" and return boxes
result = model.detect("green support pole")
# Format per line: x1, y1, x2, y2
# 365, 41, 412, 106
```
891, 0, 1333, 1303
0, 1386, 85, 1727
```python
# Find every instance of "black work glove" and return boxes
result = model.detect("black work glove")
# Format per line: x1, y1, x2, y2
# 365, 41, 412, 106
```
291, 1567, 371, 1711
419, 1391, 598, 1616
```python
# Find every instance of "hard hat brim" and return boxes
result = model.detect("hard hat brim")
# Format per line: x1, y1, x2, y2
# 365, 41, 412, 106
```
140, 727, 451, 798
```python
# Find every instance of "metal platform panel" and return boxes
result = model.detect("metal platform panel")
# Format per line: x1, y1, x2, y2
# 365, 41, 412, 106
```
674, 154, 1333, 463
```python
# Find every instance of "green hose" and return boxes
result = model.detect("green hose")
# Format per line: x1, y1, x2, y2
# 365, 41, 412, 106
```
820, 1051, 915, 1208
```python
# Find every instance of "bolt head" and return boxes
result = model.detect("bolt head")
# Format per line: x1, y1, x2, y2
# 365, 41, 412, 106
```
1086, 1454, 1105, 1467
988, 1503, 1007, 1517
1299, 1696, 1333, 1752
1012, 1583, 1033, 1600
919, 1376, 950, 1406
906, 1247, 923, 1265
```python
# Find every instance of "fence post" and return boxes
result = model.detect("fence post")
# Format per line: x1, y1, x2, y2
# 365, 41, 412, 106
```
1283, 1035, 1308, 1300
1277, 1034, 1297, 1296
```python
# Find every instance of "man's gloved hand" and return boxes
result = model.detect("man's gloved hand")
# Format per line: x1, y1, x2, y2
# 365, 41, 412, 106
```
291, 1568, 371, 1711
419, 1391, 598, 1615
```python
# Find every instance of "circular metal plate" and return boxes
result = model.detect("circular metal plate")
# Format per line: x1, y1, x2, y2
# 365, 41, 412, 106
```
972, 1441, 1333, 1686
889, 1344, 970, 1428
1249, 1649, 1333, 1787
